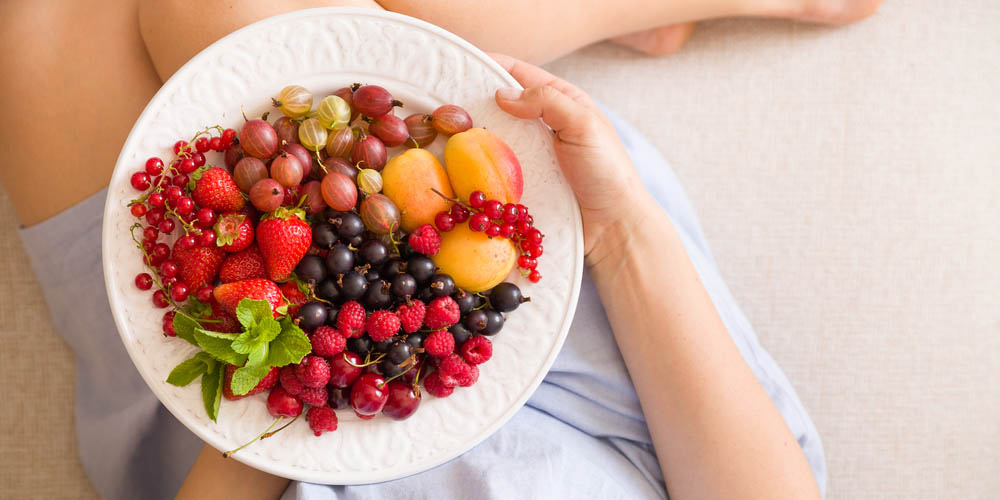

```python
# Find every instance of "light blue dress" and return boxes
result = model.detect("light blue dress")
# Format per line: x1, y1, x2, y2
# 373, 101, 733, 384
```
18, 108, 825, 499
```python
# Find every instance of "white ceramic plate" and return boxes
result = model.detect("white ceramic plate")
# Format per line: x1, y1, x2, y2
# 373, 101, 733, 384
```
102, 7, 582, 484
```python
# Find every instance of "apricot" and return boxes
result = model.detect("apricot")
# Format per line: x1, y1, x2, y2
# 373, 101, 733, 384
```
443, 128, 523, 204
381, 148, 454, 232
432, 222, 517, 293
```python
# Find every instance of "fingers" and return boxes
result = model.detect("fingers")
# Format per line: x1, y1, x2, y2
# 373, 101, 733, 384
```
488, 52, 594, 108
494, 85, 591, 140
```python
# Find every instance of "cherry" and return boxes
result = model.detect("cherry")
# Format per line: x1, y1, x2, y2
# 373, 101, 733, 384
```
469, 213, 489, 232
329, 352, 363, 388
130, 172, 151, 191
468, 190, 486, 209
194, 137, 210, 153
267, 386, 304, 418
435, 212, 455, 232
175, 197, 194, 216
135, 273, 153, 290
170, 283, 190, 302
382, 380, 421, 421
177, 234, 197, 249
350, 373, 388, 416
483, 200, 503, 220
196, 208, 216, 227
195, 286, 214, 303
145, 157, 164, 176
199, 230, 216, 247
149, 193, 166, 208
449, 204, 470, 223
160, 260, 179, 278
152, 289, 170, 308
130, 204, 147, 217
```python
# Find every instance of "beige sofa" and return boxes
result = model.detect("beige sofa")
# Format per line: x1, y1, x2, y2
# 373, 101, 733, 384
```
1, 1, 996, 497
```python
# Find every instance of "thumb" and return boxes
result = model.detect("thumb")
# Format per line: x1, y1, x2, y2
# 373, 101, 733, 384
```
495, 85, 591, 141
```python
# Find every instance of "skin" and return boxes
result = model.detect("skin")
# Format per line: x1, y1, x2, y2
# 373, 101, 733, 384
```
0, 0, 882, 498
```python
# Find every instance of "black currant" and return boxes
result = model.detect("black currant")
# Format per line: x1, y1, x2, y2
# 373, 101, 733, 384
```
296, 302, 328, 331
448, 323, 472, 346
387, 341, 412, 364
415, 287, 434, 303
324, 305, 339, 327
365, 269, 382, 282
481, 309, 504, 336
391, 273, 417, 298
453, 289, 477, 315
333, 212, 364, 238
379, 359, 406, 378
316, 279, 340, 303
347, 234, 364, 247
358, 239, 389, 266
406, 255, 436, 284
372, 338, 393, 353
428, 274, 456, 297
312, 222, 338, 249
295, 254, 327, 284
405, 333, 424, 349
326, 243, 354, 274
338, 271, 368, 299
382, 258, 405, 277
328, 386, 350, 409
347, 336, 371, 357
363, 280, 393, 310
489, 282, 527, 312
464, 309, 488, 332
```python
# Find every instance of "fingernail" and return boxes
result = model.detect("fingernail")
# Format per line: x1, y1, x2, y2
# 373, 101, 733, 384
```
496, 87, 522, 101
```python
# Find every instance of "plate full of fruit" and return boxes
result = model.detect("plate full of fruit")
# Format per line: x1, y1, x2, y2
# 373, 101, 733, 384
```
103, 8, 582, 484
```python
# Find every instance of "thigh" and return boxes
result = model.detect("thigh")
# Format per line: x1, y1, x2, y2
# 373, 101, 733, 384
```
139, 0, 383, 81
0, 0, 162, 226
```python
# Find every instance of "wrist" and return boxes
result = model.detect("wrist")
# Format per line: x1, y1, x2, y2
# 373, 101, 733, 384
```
584, 193, 666, 272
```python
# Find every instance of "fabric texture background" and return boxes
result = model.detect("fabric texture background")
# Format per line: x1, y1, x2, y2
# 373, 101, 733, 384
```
1, 1, 997, 498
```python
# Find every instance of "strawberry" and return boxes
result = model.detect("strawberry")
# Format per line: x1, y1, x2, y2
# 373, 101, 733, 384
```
213, 279, 283, 316
206, 302, 241, 333
193, 168, 245, 212
213, 212, 254, 252
256, 207, 312, 281
280, 281, 308, 316
172, 242, 225, 290
219, 246, 267, 283
223, 364, 278, 400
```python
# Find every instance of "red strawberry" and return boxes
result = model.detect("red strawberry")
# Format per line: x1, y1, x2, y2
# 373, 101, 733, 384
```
213, 279, 283, 316
172, 242, 225, 290
219, 246, 267, 283
280, 281, 308, 316
223, 364, 278, 400
206, 303, 241, 333
256, 207, 312, 281
213, 212, 254, 252
193, 168, 245, 212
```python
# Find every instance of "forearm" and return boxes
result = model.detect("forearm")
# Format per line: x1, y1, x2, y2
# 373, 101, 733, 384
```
589, 196, 820, 500
174, 444, 290, 500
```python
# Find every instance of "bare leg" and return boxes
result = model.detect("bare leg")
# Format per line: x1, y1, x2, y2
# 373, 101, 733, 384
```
0, 0, 162, 226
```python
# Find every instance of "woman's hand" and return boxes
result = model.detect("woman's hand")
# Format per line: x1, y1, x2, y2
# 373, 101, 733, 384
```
491, 53, 656, 263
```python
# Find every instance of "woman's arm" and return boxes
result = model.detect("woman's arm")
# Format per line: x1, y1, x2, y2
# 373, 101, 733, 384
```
493, 54, 821, 499
174, 444, 290, 500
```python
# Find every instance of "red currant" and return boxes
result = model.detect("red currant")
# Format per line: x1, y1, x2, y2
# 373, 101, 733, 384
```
221, 128, 237, 145
520, 239, 537, 254
145, 207, 165, 226
130, 172, 151, 191
170, 283, 190, 302
142, 239, 155, 254
516, 204, 529, 221
135, 273, 153, 290
145, 157, 164, 176
501, 203, 520, 223
518, 255, 536, 269
525, 228, 543, 246
486, 224, 502, 237
163, 312, 177, 336
191, 152, 206, 168
173, 140, 189, 155
178, 158, 197, 174
195, 286, 214, 303
525, 215, 534, 226
526, 245, 543, 258
500, 223, 516, 238
158, 218, 175, 234
162, 276, 178, 288
516, 220, 532, 234
199, 230, 217, 247
434, 212, 455, 232
209, 136, 224, 151
196, 208, 216, 227
178, 234, 197, 249
143, 226, 159, 241
160, 260, 179, 278
528, 270, 541, 283
152, 289, 170, 308
164, 186, 183, 205
483, 200, 503, 219
175, 196, 194, 216
449, 204, 470, 223
172, 174, 189, 188
130, 204, 148, 217
468, 191, 486, 209
195, 137, 210, 153
149, 193, 165, 208
469, 213, 490, 232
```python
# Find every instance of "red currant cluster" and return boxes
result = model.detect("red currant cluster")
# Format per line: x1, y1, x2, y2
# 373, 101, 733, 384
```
433, 190, 544, 283
128, 126, 237, 332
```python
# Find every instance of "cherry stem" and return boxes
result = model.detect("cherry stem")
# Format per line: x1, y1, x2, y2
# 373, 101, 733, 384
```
223, 414, 298, 458
345, 352, 385, 368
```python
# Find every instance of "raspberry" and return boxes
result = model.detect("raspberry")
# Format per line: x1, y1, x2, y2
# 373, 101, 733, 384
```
460, 335, 493, 365
266, 386, 303, 418
337, 301, 366, 338
366, 310, 401, 342
223, 364, 278, 400
307, 406, 339, 436
295, 355, 331, 388
423, 372, 455, 398
299, 386, 329, 407
396, 300, 426, 334
408, 224, 442, 255
457, 363, 479, 387
279, 365, 304, 395
424, 296, 460, 330
437, 353, 467, 387
424, 330, 455, 357
311, 326, 346, 357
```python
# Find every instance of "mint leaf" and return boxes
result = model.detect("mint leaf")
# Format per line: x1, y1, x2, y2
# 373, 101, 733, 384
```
194, 329, 247, 366
172, 313, 200, 346
201, 360, 224, 422
166, 352, 212, 386
235, 299, 274, 330
247, 344, 268, 368
267, 318, 311, 367
230, 364, 271, 396
231, 317, 281, 354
